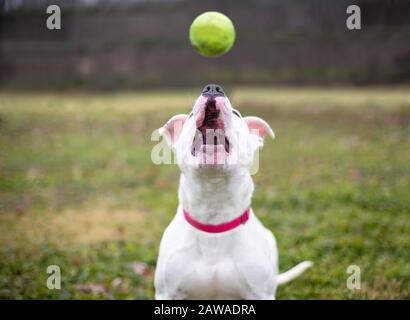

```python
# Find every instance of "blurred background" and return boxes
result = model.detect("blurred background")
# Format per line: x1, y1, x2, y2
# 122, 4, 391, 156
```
0, 0, 409, 299
1, 0, 410, 89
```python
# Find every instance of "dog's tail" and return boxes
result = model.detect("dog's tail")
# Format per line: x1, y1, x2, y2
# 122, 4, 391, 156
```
277, 261, 313, 286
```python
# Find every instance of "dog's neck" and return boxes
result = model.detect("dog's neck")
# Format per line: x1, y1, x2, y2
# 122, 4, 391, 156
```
179, 170, 254, 225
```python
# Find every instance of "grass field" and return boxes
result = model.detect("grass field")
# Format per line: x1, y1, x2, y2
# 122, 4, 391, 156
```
0, 87, 409, 299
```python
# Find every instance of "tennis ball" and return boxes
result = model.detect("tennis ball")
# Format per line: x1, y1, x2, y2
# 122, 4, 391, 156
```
189, 11, 236, 57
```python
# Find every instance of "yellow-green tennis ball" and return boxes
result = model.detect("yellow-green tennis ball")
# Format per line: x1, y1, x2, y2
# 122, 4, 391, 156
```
189, 11, 236, 57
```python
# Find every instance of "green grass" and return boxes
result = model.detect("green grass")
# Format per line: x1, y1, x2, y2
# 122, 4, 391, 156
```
0, 87, 409, 299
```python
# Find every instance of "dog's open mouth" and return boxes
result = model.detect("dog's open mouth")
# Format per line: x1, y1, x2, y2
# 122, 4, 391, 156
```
191, 98, 230, 157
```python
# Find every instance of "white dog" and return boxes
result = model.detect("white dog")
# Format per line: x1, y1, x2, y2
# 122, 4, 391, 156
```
154, 84, 312, 299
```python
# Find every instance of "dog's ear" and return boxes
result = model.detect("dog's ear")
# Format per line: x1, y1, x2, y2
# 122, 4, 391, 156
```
244, 116, 275, 148
158, 114, 188, 146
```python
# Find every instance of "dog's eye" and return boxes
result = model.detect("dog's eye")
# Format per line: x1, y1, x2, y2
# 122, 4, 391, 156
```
232, 110, 241, 117
189, 112, 193, 118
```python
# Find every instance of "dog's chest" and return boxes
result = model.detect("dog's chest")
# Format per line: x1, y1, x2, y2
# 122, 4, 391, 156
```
177, 237, 249, 299
182, 256, 246, 299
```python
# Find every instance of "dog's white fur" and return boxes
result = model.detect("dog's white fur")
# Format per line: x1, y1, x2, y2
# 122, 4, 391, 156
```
154, 89, 312, 299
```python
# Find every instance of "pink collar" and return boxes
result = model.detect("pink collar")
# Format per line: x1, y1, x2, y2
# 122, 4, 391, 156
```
183, 207, 250, 233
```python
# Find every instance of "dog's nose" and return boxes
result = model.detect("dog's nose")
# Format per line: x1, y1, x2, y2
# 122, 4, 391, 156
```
202, 84, 225, 97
